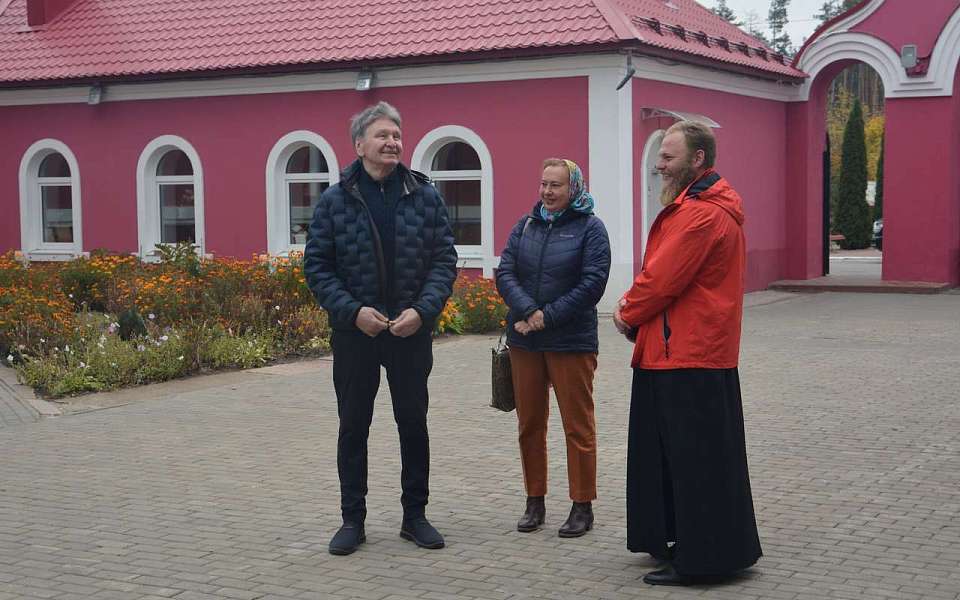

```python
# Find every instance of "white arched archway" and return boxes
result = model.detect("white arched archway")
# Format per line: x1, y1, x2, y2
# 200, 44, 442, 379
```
640, 129, 666, 259
411, 125, 494, 275
136, 135, 205, 258
796, 0, 960, 99
264, 131, 340, 256
18, 138, 83, 259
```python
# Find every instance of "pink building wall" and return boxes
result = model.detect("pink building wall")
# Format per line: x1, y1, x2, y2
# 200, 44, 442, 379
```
632, 78, 788, 292
0, 77, 589, 259
882, 72, 960, 283
852, 0, 960, 59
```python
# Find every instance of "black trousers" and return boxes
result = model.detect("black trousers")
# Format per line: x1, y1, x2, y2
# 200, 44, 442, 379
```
331, 328, 433, 523
627, 367, 762, 576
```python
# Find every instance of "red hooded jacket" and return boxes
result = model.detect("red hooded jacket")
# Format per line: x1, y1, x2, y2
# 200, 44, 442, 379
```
621, 169, 745, 369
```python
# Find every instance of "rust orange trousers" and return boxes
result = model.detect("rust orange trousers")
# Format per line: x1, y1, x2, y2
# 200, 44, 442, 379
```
509, 347, 598, 502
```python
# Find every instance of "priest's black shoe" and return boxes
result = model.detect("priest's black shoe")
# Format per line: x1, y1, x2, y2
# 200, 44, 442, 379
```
643, 564, 694, 586
558, 501, 593, 538
400, 516, 445, 549
328, 522, 365, 555
517, 496, 545, 532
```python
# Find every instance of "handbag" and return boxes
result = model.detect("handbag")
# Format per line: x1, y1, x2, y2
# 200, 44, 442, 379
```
490, 332, 515, 412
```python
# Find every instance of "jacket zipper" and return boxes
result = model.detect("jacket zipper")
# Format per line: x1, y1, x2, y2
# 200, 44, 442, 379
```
533, 221, 553, 305
662, 310, 671, 359
345, 184, 388, 306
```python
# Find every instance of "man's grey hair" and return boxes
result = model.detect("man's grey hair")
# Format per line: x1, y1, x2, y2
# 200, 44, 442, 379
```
350, 101, 402, 144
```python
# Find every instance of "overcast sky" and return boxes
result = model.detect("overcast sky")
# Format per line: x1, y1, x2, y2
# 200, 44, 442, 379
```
703, 0, 828, 48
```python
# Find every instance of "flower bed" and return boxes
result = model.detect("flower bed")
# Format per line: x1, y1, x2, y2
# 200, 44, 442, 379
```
1, 247, 507, 398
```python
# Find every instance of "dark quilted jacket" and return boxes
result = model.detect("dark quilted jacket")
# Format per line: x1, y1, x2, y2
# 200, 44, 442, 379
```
304, 159, 458, 332
496, 204, 611, 353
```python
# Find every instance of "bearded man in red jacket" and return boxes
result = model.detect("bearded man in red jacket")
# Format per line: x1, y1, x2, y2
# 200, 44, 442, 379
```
614, 121, 762, 586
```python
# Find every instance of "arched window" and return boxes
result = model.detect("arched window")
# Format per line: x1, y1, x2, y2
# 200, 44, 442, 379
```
429, 141, 482, 246
412, 126, 493, 274
265, 131, 339, 255
156, 149, 196, 244
285, 146, 330, 245
18, 139, 83, 259
137, 136, 204, 257
38, 153, 74, 244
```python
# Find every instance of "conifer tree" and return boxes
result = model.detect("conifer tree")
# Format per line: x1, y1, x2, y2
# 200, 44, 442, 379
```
768, 0, 792, 55
835, 100, 872, 248
712, 0, 738, 24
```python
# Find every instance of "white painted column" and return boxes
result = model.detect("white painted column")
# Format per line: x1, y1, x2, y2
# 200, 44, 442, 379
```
588, 64, 634, 312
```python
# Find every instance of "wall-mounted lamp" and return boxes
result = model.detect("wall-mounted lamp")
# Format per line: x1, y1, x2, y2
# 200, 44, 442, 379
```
355, 70, 374, 91
900, 45, 918, 69
616, 54, 636, 90
87, 83, 102, 105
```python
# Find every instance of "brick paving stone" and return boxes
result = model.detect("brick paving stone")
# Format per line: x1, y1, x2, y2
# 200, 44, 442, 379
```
0, 292, 958, 599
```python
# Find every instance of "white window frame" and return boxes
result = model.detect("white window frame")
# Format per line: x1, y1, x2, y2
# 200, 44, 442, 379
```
265, 131, 339, 256
18, 139, 83, 260
411, 126, 494, 275
136, 135, 204, 259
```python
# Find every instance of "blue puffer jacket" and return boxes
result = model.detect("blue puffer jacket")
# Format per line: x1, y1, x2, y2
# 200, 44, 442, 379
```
304, 160, 458, 332
496, 204, 611, 353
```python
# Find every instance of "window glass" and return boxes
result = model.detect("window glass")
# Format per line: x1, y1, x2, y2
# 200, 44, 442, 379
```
286, 146, 329, 174
159, 184, 196, 243
41, 185, 73, 243
289, 181, 329, 244
431, 142, 481, 171
435, 179, 481, 245
38, 153, 71, 178
157, 150, 194, 176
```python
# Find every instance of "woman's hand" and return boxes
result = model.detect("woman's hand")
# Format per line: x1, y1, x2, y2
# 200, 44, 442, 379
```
514, 320, 533, 336
526, 309, 545, 331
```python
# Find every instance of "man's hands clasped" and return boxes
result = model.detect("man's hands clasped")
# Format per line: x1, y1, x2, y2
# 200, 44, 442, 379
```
355, 306, 423, 338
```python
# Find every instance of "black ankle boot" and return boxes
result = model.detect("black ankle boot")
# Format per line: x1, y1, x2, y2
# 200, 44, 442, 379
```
558, 501, 593, 538
517, 496, 545, 532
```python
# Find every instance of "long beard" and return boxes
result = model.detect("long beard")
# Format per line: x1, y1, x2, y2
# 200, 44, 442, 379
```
659, 163, 698, 206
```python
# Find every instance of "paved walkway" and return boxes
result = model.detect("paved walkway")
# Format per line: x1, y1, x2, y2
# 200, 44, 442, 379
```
0, 367, 40, 429
1, 292, 959, 599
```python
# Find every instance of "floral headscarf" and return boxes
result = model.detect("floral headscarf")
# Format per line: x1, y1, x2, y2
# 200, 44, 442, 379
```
540, 159, 596, 221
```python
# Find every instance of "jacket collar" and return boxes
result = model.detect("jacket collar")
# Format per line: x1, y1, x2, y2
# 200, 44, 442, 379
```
528, 201, 591, 225
341, 158, 430, 198
671, 168, 745, 225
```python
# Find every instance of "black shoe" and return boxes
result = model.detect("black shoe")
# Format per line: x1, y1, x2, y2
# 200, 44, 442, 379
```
643, 564, 694, 586
328, 522, 365, 555
400, 516, 445, 549
558, 501, 594, 538
517, 496, 545, 532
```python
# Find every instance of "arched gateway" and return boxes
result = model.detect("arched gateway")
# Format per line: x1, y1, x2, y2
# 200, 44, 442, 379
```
788, 0, 960, 285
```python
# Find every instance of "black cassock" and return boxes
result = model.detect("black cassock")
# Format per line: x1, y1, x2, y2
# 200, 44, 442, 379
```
627, 367, 762, 576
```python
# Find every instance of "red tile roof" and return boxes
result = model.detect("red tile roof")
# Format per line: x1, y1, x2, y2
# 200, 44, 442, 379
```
0, 0, 804, 85
616, 0, 801, 77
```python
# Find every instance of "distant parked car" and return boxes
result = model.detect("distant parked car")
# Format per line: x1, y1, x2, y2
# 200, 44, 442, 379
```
873, 218, 883, 250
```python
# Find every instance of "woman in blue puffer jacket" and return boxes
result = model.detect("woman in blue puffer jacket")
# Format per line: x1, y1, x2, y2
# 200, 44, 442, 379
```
495, 158, 611, 538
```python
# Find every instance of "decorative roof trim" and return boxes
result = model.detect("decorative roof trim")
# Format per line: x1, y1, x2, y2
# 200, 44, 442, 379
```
633, 16, 788, 66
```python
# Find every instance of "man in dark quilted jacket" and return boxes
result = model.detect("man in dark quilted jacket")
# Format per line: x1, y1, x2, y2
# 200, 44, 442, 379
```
304, 102, 457, 556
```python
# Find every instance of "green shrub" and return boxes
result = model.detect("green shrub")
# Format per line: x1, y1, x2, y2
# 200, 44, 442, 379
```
277, 304, 331, 355
59, 259, 110, 311
201, 329, 274, 370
